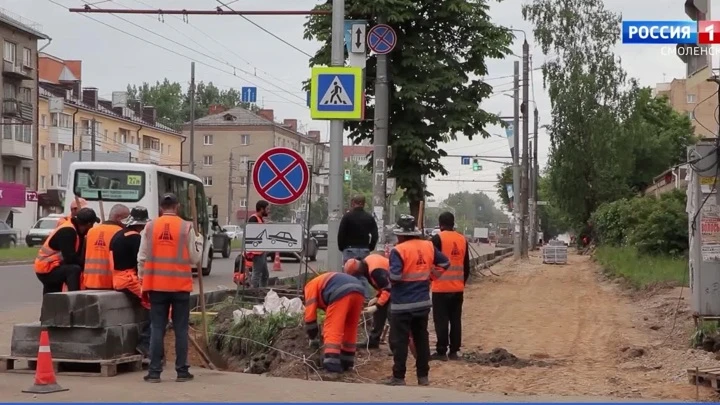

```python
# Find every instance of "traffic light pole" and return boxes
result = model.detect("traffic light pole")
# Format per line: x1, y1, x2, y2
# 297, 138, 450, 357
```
512, 61, 521, 260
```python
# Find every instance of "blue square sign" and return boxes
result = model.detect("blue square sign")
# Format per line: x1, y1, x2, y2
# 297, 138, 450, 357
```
316, 73, 356, 112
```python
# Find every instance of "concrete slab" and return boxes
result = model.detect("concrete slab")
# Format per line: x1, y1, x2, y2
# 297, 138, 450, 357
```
10, 322, 142, 360
40, 291, 146, 328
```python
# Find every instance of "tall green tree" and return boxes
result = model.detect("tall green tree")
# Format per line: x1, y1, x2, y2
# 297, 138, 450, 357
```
495, 165, 513, 209
304, 0, 512, 217
343, 162, 372, 209
441, 191, 509, 232
309, 195, 329, 226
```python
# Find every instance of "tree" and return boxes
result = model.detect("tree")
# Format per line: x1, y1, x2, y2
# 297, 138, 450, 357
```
309, 195, 329, 225
304, 0, 513, 217
441, 191, 509, 233
343, 162, 372, 209
270, 204, 291, 222
495, 166, 513, 209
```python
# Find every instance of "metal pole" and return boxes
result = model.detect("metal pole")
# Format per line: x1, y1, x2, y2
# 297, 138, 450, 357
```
521, 40, 530, 258
327, 0, 345, 271
512, 61, 521, 260
528, 140, 534, 250
532, 107, 539, 249
227, 151, 233, 225
90, 118, 96, 161
372, 15, 390, 247
189, 62, 196, 174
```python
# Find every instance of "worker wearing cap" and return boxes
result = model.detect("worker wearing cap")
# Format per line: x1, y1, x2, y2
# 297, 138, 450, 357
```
430, 212, 470, 361
84, 204, 129, 290
57, 198, 88, 228
304, 272, 366, 374
385, 214, 450, 386
246, 200, 270, 288
35, 207, 100, 294
343, 253, 391, 349
138, 193, 203, 383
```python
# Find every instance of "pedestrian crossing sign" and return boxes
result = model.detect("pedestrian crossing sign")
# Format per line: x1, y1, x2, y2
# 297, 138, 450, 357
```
310, 66, 364, 120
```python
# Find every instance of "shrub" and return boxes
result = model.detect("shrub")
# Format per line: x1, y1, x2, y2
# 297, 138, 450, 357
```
595, 245, 687, 288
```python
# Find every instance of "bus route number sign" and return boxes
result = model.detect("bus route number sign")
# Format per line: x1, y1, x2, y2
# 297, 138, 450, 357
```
127, 175, 142, 186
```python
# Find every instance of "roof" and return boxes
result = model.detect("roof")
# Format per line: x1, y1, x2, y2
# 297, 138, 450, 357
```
190, 106, 274, 126
0, 8, 49, 39
343, 145, 373, 158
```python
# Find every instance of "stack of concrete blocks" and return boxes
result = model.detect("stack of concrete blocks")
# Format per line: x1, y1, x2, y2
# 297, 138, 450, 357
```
542, 240, 568, 264
10, 291, 147, 361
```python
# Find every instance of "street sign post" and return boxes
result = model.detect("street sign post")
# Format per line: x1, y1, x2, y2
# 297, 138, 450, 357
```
244, 223, 304, 253
310, 66, 364, 120
344, 19, 368, 68
241, 87, 257, 103
367, 24, 397, 55
252, 147, 310, 205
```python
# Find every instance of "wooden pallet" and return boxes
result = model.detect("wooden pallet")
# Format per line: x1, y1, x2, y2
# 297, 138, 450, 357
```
687, 367, 720, 390
0, 354, 142, 377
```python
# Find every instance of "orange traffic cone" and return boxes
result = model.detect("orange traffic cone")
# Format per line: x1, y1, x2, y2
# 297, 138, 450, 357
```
273, 253, 282, 271
22, 330, 68, 394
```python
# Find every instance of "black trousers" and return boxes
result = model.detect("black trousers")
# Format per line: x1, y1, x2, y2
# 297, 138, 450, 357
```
36, 264, 82, 294
389, 309, 431, 379
368, 302, 389, 344
432, 292, 464, 354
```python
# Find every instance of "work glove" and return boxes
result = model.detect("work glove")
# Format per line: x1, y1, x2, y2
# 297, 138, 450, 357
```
368, 297, 378, 306
309, 339, 320, 349
363, 305, 378, 314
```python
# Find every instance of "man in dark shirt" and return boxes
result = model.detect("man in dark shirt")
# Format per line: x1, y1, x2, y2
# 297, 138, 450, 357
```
338, 194, 378, 263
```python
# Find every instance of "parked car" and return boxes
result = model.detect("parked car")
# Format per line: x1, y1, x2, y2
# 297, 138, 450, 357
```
211, 222, 232, 258
222, 225, 242, 240
25, 215, 63, 247
309, 224, 328, 247
267, 229, 318, 262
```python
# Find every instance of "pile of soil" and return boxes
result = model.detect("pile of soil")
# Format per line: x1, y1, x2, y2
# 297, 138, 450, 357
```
462, 347, 550, 368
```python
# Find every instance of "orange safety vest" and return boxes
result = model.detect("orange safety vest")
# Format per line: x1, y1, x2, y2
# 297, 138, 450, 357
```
390, 239, 444, 313
432, 230, 466, 293
141, 215, 193, 293
245, 213, 264, 258
55, 215, 71, 228
34, 222, 80, 274
363, 253, 390, 306
84, 222, 122, 289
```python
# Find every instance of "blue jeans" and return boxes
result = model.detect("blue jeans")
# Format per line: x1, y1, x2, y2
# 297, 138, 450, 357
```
148, 291, 190, 376
251, 254, 269, 287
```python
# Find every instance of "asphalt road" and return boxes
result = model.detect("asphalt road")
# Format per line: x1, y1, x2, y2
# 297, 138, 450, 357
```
0, 244, 499, 312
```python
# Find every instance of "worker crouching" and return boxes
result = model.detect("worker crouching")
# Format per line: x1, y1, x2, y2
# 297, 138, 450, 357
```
386, 215, 450, 386
304, 272, 366, 374
35, 208, 100, 294
84, 204, 129, 290
343, 253, 391, 349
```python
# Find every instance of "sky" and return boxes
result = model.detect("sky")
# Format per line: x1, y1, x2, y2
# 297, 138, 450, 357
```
2, 0, 691, 209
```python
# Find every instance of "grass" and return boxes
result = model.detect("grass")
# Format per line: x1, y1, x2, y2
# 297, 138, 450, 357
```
594, 245, 687, 289
0, 246, 38, 262
219, 311, 302, 356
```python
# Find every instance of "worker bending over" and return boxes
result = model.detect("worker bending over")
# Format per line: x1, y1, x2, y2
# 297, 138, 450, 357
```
84, 204, 129, 289
344, 253, 391, 349
56, 198, 87, 228
386, 215, 450, 386
35, 208, 100, 294
139, 193, 203, 383
430, 212, 470, 361
304, 272, 366, 374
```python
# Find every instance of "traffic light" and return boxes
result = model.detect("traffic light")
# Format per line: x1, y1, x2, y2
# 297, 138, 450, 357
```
472, 159, 481, 171
344, 169, 351, 181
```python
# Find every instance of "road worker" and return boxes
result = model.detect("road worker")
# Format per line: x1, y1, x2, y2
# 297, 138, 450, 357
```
233, 253, 252, 286
35, 208, 100, 294
430, 212, 470, 361
247, 200, 270, 288
304, 272, 366, 374
386, 214, 450, 386
84, 204, 129, 290
138, 193, 203, 383
56, 198, 88, 228
343, 253, 391, 349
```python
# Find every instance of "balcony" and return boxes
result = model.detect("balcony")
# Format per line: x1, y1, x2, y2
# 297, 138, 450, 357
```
120, 143, 139, 160
2, 138, 32, 160
2, 99, 33, 122
48, 126, 72, 146
49, 157, 62, 175
80, 132, 104, 153
143, 149, 160, 164
2, 60, 33, 81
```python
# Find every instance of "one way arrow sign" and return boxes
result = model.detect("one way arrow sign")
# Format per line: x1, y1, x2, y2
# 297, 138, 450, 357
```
351, 23, 366, 53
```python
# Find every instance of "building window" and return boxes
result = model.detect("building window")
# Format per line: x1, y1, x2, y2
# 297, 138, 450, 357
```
40, 114, 46, 129
50, 143, 56, 158
119, 129, 129, 143
241, 134, 250, 145
204, 134, 213, 145
239, 198, 247, 208
57, 174, 62, 187
143, 136, 160, 151
688, 110, 695, 121
40, 175, 45, 190
22, 48, 31, 67
40, 145, 46, 160
3, 41, 16, 63
3, 82, 16, 99
203, 155, 213, 166
207, 197, 213, 206
2, 165, 15, 183
687, 94, 697, 103
50, 174, 54, 187
22, 168, 30, 187
203, 176, 213, 186
19, 87, 30, 103
167, 145, 171, 155
51, 113, 72, 128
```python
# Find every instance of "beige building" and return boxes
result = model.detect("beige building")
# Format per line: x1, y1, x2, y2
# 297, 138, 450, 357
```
654, 78, 717, 138
182, 106, 328, 225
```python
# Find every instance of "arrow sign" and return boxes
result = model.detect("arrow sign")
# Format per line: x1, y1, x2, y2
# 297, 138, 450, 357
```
351, 23, 366, 53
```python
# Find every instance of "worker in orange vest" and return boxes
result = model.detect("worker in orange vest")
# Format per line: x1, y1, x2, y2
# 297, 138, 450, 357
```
35, 208, 100, 294
304, 272, 366, 374
84, 204, 129, 290
56, 198, 88, 228
138, 193, 203, 383
430, 212, 470, 361
343, 253, 391, 349
246, 200, 270, 288
386, 215, 450, 386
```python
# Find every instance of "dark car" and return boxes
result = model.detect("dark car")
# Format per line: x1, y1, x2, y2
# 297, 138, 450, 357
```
211, 222, 232, 258
0, 221, 17, 248
267, 229, 319, 262
309, 224, 328, 247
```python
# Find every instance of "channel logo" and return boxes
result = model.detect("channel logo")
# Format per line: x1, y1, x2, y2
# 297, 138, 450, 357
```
622, 20, 720, 44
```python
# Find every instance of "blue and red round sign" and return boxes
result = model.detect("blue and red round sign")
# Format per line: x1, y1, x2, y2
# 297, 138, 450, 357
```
252, 147, 309, 205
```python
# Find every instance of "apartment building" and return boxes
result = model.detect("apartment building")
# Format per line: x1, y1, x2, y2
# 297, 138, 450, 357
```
344, 145, 373, 166
654, 78, 717, 138
0, 9, 49, 232
182, 106, 328, 225
37, 53, 184, 215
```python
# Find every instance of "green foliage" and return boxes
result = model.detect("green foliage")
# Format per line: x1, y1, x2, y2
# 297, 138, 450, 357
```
218, 312, 302, 357
304, 0, 513, 215
591, 190, 688, 256
343, 162, 372, 209
309, 195, 328, 226
595, 245, 687, 288
495, 166, 512, 209
270, 204, 291, 222
441, 191, 508, 232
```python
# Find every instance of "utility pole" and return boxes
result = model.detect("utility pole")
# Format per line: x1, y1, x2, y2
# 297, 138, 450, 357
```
189, 62, 196, 174
528, 140, 534, 250
227, 151, 234, 225
520, 40, 530, 258
512, 61, 521, 260
372, 15, 390, 247
531, 107, 539, 249
90, 118, 96, 161
327, 0, 345, 271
